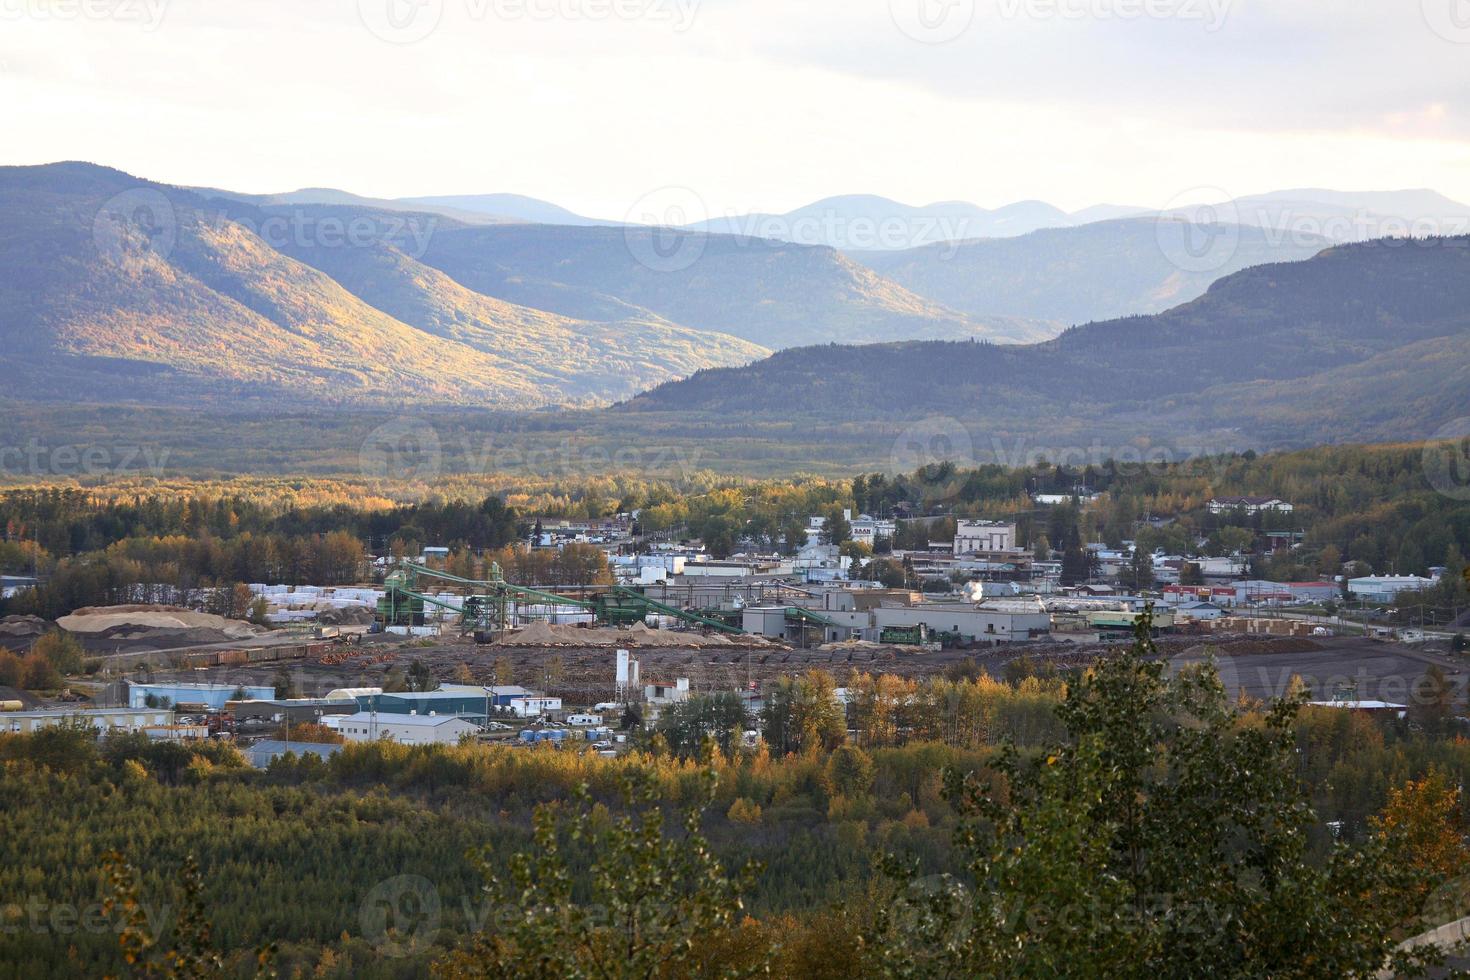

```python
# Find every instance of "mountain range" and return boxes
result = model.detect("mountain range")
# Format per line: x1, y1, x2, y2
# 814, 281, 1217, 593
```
680, 189, 1470, 251
623, 236, 1470, 449
5, 161, 1467, 433
198, 186, 1470, 251
0, 163, 764, 408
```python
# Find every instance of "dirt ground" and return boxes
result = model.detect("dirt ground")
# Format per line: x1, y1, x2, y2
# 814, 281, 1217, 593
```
84, 624, 1470, 714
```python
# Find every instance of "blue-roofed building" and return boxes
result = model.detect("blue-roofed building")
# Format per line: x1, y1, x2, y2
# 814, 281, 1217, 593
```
128, 682, 274, 710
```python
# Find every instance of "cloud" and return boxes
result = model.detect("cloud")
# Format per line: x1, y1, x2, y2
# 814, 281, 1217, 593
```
0, 0, 1467, 213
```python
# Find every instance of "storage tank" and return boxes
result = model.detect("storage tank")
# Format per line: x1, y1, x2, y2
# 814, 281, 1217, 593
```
0, 700, 24, 712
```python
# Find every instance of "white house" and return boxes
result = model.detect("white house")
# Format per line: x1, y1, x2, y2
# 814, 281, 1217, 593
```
953, 521, 1017, 555
1207, 496, 1294, 515
507, 696, 562, 717
336, 711, 481, 746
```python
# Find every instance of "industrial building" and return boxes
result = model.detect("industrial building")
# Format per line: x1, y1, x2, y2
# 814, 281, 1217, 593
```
335, 711, 481, 746
228, 697, 358, 725
1348, 575, 1439, 603
127, 682, 274, 710
741, 595, 1051, 645
348, 686, 561, 720
0, 706, 174, 735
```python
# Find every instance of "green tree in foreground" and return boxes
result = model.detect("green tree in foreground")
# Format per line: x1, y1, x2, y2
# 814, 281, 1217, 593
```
868, 611, 1445, 979
436, 768, 763, 980
102, 851, 275, 979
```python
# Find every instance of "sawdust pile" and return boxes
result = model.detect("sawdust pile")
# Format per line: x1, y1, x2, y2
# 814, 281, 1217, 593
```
57, 605, 262, 639
817, 639, 888, 652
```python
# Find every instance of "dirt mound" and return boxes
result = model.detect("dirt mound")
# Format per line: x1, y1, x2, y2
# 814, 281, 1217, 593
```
817, 639, 888, 652
317, 606, 375, 626
0, 615, 51, 639
58, 605, 262, 639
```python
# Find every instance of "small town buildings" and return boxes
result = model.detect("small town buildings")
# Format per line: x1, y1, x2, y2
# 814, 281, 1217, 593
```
336, 711, 481, 746
1033, 489, 1100, 506
953, 521, 1017, 555
848, 514, 897, 547
1207, 496, 1294, 515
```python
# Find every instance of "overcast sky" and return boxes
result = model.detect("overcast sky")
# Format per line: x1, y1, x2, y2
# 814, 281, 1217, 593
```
3, 0, 1468, 218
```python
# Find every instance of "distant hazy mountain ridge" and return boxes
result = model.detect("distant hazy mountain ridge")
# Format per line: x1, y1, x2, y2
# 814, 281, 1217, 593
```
623, 236, 1470, 447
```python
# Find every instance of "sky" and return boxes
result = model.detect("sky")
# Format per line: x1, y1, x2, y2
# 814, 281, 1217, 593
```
3, 0, 1469, 219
